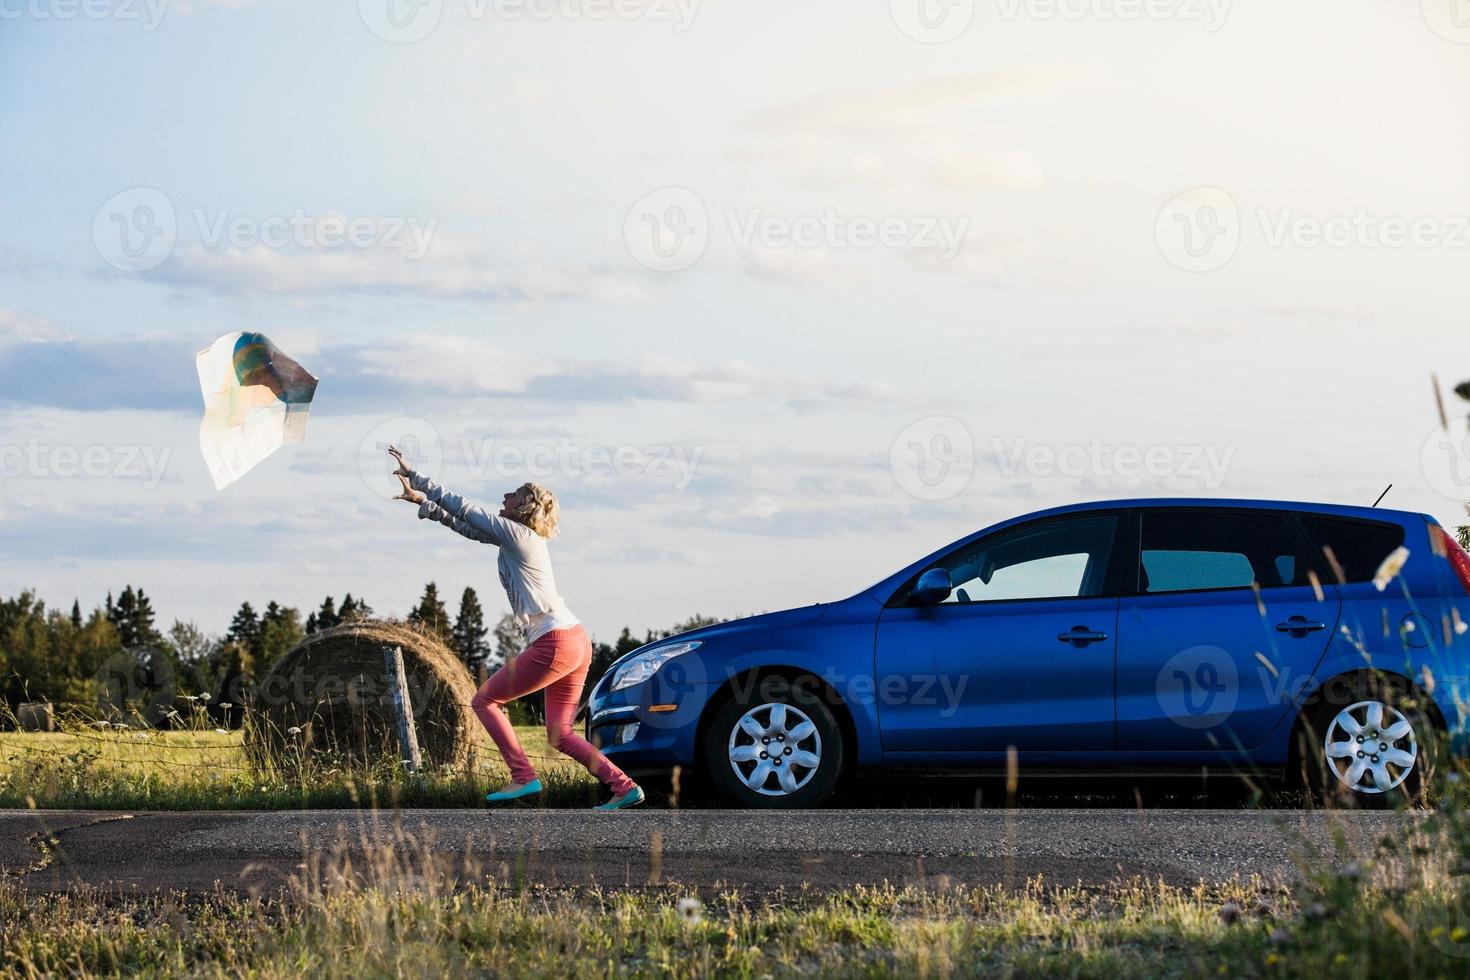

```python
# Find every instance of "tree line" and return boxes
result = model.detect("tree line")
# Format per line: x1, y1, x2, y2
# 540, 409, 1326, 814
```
0, 583, 722, 724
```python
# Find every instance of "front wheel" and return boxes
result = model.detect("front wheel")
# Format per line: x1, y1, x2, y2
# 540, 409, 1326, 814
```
703, 675, 844, 809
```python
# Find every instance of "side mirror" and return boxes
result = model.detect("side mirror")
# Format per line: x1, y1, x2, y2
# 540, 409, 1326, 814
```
910, 567, 953, 606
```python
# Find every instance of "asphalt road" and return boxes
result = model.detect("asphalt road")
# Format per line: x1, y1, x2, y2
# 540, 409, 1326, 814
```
0, 807, 1409, 898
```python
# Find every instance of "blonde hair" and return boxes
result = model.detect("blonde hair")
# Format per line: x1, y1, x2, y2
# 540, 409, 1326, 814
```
508, 482, 560, 539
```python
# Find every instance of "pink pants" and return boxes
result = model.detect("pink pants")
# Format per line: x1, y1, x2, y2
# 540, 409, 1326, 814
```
470, 624, 636, 797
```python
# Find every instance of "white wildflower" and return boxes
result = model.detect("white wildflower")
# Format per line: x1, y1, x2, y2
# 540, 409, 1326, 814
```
1373, 546, 1411, 592
677, 897, 703, 924
287, 726, 302, 737
198, 693, 212, 702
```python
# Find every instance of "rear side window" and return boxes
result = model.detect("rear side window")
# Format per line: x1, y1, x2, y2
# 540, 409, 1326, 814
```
1139, 511, 1313, 594
1298, 516, 1407, 584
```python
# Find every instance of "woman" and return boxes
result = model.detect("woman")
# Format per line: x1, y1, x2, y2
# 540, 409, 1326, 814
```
388, 445, 644, 812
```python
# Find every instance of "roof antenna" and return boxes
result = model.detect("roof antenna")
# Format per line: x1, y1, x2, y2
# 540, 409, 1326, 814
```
1372, 484, 1393, 508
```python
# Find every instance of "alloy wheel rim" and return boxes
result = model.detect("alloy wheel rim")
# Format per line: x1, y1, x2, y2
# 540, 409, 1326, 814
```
728, 702, 823, 796
1323, 699, 1417, 795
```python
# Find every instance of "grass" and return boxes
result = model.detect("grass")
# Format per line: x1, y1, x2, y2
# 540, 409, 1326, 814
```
4, 871, 1470, 977
0, 726, 599, 811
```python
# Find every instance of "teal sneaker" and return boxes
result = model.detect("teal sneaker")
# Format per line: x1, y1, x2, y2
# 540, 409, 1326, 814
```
595, 785, 645, 812
485, 779, 542, 803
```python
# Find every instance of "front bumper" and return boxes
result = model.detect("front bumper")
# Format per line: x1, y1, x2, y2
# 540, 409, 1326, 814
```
585, 670, 712, 771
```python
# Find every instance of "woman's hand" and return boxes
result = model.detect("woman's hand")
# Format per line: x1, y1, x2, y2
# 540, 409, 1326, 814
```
393, 473, 426, 505
386, 444, 411, 477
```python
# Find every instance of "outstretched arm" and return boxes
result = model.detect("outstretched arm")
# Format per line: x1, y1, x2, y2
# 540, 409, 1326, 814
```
392, 470, 517, 547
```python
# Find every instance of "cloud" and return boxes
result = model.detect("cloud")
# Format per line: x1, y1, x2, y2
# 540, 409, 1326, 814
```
741, 70, 1081, 136
0, 329, 914, 414
732, 71, 1072, 195
149, 235, 649, 306
0, 309, 64, 347
0, 333, 198, 411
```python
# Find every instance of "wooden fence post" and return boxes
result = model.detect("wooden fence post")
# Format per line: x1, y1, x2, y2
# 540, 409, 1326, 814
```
383, 645, 422, 773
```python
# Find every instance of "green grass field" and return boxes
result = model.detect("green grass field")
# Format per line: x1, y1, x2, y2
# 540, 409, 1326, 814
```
0, 727, 598, 811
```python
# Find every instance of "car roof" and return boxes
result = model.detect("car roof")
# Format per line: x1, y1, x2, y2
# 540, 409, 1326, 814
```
858, 496, 1431, 603
1026, 496, 1429, 523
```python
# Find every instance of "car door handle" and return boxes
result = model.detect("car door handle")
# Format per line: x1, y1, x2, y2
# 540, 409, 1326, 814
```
1276, 616, 1327, 636
1058, 626, 1108, 646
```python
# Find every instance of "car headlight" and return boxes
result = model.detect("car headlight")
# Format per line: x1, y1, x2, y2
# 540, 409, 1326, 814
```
609, 641, 701, 692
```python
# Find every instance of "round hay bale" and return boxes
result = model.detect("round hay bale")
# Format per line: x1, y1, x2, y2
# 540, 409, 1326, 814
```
17, 702, 55, 733
248, 620, 481, 769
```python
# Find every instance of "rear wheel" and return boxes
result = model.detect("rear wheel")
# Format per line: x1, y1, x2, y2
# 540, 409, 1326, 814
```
703, 675, 844, 809
1295, 675, 1439, 808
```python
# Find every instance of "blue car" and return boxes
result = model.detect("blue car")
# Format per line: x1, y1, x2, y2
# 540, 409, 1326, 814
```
587, 499, 1470, 808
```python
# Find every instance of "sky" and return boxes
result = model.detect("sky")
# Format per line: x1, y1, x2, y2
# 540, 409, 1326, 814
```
2, 0, 1470, 643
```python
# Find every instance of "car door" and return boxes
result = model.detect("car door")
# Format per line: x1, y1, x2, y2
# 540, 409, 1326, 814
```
874, 512, 1125, 754
1115, 508, 1342, 751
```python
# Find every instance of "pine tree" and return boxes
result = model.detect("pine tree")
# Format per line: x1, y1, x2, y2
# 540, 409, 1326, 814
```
452, 587, 489, 670
108, 585, 162, 649
340, 594, 373, 622
132, 588, 160, 646
410, 583, 452, 643
259, 602, 303, 668
491, 613, 523, 671
110, 586, 139, 648
227, 601, 263, 659
315, 596, 339, 632
70, 600, 82, 629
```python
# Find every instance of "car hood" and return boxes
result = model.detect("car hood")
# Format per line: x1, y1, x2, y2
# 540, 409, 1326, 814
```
669, 603, 829, 643
607, 603, 831, 671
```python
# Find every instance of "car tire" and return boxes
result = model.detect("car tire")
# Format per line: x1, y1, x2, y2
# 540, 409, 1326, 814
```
703, 674, 844, 809
1293, 674, 1439, 809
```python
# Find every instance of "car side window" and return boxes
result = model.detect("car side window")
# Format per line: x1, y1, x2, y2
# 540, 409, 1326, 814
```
934, 515, 1119, 604
1298, 516, 1407, 584
1139, 510, 1313, 594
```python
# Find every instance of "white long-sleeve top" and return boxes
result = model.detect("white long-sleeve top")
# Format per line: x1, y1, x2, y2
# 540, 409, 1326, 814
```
409, 469, 579, 644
